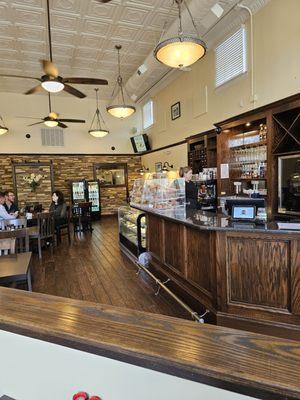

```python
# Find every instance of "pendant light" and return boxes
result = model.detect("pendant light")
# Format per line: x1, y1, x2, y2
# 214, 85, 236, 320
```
0, 116, 8, 135
89, 88, 109, 138
107, 45, 136, 119
154, 0, 206, 69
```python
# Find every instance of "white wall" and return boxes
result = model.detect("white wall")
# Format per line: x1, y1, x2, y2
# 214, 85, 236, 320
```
0, 92, 142, 154
0, 330, 255, 400
142, 0, 300, 164
142, 142, 187, 173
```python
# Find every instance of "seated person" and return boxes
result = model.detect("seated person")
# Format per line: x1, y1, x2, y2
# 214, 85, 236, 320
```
49, 190, 67, 228
4, 190, 19, 214
0, 192, 17, 220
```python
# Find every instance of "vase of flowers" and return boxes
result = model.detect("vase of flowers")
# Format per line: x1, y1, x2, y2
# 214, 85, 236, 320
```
23, 173, 46, 192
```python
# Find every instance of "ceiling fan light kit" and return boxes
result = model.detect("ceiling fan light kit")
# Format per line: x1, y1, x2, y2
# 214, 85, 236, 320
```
107, 45, 136, 119
89, 88, 109, 138
154, 0, 206, 69
41, 76, 65, 93
44, 119, 58, 128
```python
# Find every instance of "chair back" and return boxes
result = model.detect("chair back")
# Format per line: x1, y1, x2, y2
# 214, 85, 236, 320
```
0, 238, 16, 256
0, 228, 29, 253
0, 218, 27, 230
37, 212, 55, 238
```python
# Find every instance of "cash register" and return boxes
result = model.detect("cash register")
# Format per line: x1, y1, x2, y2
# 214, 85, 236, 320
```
225, 198, 266, 224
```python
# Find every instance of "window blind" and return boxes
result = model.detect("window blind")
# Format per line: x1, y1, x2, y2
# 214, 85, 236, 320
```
215, 27, 247, 87
143, 100, 154, 130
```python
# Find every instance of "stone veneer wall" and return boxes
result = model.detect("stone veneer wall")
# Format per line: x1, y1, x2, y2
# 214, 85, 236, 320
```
0, 154, 142, 215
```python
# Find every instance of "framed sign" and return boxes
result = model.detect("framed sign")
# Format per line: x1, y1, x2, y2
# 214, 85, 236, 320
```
171, 101, 181, 120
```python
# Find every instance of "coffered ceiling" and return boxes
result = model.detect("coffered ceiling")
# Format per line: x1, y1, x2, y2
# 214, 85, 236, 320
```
0, 0, 268, 101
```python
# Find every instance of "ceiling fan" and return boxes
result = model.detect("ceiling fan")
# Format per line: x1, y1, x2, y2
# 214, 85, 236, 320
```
0, 0, 108, 99
20, 93, 85, 128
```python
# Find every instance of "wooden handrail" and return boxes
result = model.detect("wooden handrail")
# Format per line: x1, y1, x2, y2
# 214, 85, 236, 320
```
0, 287, 299, 399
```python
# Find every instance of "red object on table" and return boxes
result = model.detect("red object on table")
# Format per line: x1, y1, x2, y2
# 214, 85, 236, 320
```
73, 392, 89, 400
90, 397, 101, 400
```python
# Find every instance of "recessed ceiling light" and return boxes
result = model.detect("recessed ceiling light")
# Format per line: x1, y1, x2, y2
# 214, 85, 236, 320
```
245, 122, 251, 127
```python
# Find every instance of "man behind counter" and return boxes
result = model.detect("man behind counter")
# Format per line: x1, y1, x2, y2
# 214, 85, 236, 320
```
4, 191, 19, 214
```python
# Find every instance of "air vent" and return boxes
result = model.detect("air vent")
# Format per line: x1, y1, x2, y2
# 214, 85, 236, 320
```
41, 127, 64, 147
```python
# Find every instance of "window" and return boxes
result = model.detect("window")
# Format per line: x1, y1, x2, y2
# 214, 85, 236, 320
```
215, 26, 247, 87
143, 99, 154, 129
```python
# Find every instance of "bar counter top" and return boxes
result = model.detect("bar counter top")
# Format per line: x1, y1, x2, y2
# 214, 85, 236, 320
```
132, 205, 300, 235
0, 287, 300, 400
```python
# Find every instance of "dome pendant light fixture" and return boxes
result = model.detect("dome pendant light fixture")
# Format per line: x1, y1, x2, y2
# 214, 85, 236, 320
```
89, 88, 109, 138
154, 0, 206, 69
107, 45, 136, 119
0, 115, 9, 135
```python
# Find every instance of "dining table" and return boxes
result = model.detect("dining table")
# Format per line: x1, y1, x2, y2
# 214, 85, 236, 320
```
0, 252, 32, 291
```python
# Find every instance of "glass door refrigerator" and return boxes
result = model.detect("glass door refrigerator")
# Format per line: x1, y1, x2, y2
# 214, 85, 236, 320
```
70, 180, 87, 205
87, 180, 101, 220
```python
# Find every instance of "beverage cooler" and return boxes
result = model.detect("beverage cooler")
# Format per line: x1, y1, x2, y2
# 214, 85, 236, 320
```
118, 206, 146, 258
70, 179, 101, 219
87, 180, 101, 219
70, 180, 86, 203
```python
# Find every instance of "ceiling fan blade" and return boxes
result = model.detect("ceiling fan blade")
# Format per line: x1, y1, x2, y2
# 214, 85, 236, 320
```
58, 118, 86, 123
95, 0, 113, 2
63, 84, 86, 98
0, 74, 40, 81
58, 121, 68, 128
63, 77, 108, 85
41, 59, 58, 78
24, 85, 44, 95
16, 116, 41, 119
28, 121, 44, 126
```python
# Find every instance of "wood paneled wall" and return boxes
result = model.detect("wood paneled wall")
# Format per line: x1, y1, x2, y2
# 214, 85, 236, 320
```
0, 154, 141, 215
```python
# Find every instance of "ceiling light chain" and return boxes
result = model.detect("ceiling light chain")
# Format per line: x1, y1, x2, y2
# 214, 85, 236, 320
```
89, 88, 109, 138
154, 0, 206, 69
106, 45, 136, 119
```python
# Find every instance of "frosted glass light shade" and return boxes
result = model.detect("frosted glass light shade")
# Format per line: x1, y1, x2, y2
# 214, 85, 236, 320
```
44, 119, 58, 127
154, 36, 206, 68
41, 79, 64, 93
107, 105, 136, 119
89, 129, 109, 138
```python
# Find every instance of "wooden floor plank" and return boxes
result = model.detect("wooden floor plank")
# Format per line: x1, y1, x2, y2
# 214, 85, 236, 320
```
30, 216, 188, 319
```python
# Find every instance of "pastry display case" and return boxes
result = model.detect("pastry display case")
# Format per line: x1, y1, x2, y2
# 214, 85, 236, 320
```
118, 206, 146, 257
130, 176, 185, 210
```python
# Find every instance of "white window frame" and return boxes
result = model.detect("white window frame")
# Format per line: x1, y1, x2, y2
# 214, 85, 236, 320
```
215, 26, 247, 88
142, 99, 154, 130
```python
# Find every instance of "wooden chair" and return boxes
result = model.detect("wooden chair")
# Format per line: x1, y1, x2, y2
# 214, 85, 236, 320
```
72, 202, 93, 234
55, 205, 71, 244
0, 228, 29, 253
0, 238, 16, 256
29, 212, 55, 259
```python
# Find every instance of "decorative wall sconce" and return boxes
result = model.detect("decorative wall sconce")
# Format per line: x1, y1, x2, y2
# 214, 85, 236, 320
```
138, 165, 150, 175
162, 161, 174, 172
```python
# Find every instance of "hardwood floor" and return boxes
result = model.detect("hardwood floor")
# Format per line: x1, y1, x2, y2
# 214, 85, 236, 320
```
31, 216, 189, 319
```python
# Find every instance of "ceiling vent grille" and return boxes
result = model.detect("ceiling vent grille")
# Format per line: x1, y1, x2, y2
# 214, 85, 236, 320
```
41, 127, 64, 147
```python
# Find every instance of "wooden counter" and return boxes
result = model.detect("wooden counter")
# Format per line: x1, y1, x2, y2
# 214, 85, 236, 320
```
0, 287, 300, 400
140, 208, 300, 341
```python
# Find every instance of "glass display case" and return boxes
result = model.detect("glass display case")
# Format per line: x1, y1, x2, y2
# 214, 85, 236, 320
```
130, 176, 185, 210
118, 206, 146, 257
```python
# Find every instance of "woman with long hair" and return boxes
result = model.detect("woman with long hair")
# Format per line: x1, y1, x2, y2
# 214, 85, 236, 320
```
49, 190, 67, 227
179, 166, 199, 209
